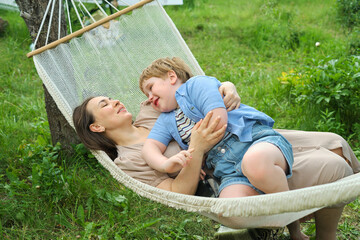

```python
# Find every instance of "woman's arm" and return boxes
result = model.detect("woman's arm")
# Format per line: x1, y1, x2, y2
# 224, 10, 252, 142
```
156, 112, 227, 194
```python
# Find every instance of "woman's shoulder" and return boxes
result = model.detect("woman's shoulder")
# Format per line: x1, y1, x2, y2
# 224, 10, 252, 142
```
133, 100, 161, 129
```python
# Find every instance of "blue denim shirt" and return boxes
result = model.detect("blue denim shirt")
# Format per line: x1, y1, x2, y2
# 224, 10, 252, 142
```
148, 76, 275, 150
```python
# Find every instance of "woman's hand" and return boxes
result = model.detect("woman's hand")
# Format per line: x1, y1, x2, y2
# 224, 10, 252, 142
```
156, 112, 226, 194
219, 81, 241, 111
189, 111, 227, 154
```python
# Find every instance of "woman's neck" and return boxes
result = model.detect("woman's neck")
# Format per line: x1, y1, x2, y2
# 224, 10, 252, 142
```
108, 125, 150, 146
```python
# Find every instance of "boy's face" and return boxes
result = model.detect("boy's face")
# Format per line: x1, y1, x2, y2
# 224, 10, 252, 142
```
142, 71, 180, 112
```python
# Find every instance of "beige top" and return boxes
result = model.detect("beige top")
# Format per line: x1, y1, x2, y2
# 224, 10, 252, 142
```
114, 100, 360, 189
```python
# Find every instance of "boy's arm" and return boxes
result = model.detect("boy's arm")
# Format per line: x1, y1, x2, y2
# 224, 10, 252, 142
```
209, 107, 228, 132
190, 77, 229, 133
142, 139, 168, 172
142, 139, 192, 173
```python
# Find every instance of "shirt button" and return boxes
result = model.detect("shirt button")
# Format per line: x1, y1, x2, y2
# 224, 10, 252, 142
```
298, 147, 302, 152
316, 146, 320, 150
217, 147, 221, 151
221, 148, 226, 154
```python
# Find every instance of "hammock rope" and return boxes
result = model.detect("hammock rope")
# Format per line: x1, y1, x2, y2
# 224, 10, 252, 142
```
28, 0, 360, 228
65, 0, 72, 33
58, 0, 62, 39
46, 0, 57, 45
33, 0, 54, 48
27, 0, 153, 57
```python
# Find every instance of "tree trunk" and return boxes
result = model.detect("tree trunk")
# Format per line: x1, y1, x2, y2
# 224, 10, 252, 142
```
15, 0, 80, 153
0, 17, 9, 34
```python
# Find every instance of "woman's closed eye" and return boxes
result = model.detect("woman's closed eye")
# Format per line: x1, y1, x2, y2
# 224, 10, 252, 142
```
99, 98, 110, 108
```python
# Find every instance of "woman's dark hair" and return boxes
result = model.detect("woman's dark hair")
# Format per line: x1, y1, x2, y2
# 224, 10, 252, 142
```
72, 97, 118, 160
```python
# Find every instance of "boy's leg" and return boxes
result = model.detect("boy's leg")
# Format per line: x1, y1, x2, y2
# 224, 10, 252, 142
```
219, 184, 259, 198
241, 142, 309, 240
241, 142, 289, 194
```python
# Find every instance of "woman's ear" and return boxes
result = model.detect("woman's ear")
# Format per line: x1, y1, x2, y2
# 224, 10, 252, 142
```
168, 70, 178, 84
89, 123, 105, 133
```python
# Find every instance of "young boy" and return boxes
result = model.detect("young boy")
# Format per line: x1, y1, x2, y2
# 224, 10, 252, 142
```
140, 57, 307, 239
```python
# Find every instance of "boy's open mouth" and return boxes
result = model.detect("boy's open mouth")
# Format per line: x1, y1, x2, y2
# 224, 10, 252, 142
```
154, 98, 159, 107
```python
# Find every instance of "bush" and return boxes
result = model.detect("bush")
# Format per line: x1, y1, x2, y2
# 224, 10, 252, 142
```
348, 28, 360, 55
279, 55, 360, 134
337, 0, 360, 29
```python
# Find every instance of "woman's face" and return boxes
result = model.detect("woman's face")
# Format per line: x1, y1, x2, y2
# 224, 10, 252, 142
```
87, 96, 133, 132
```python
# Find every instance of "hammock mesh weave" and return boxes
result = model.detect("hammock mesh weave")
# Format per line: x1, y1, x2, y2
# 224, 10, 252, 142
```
32, 0, 360, 228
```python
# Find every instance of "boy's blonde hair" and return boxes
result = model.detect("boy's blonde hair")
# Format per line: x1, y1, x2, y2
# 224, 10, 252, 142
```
139, 57, 193, 93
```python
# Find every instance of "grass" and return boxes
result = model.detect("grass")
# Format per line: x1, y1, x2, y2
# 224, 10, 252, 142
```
1, 0, 359, 239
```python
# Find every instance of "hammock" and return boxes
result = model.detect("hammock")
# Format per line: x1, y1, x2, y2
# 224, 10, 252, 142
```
28, 0, 360, 229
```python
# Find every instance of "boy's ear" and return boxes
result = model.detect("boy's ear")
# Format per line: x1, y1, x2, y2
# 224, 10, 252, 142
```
89, 123, 105, 133
168, 70, 178, 84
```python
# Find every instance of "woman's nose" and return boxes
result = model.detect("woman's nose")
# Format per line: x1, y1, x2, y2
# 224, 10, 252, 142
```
112, 99, 120, 107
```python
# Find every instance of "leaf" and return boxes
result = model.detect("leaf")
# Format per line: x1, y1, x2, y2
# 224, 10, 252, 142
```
84, 222, 95, 236
114, 194, 127, 204
352, 72, 360, 79
77, 205, 85, 226
54, 214, 73, 229
128, 218, 162, 234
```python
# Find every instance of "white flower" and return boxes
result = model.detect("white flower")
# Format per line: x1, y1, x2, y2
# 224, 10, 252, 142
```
315, 42, 321, 47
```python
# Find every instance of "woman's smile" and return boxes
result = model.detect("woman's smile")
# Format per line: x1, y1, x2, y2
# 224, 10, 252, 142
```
117, 106, 127, 114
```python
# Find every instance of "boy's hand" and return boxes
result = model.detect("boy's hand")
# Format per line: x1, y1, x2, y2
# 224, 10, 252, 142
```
163, 149, 194, 173
219, 81, 241, 111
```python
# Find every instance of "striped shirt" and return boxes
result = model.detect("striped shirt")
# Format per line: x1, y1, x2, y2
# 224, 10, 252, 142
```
175, 108, 196, 144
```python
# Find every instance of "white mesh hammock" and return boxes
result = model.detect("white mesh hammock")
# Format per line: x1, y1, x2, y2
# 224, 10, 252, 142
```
28, 0, 360, 228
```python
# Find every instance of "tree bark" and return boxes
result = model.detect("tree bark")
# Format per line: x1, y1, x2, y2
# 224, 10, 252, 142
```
15, 0, 80, 153
0, 17, 9, 34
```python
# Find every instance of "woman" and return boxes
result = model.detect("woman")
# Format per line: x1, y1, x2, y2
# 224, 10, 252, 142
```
73, 82, 359, 240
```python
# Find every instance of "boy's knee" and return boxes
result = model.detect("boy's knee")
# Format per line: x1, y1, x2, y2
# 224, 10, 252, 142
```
241, 154, 268, 180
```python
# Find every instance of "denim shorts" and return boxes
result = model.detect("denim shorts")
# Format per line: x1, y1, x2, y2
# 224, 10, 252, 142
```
205, 122, 293, 196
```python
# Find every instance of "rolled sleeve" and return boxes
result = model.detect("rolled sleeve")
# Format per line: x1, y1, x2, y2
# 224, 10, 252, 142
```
148, 114, 173, 146
187, 76, 226, 114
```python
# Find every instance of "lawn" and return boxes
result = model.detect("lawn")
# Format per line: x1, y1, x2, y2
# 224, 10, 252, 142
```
1, 0, 359, 239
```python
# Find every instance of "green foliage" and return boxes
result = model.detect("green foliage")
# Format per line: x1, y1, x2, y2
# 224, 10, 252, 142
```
279, 55, 360, 134
315, 109, 346, 136
1, 1, 360, 239
0, 10, 45, 162
336, 0, 360, 29
348, 28, 360, 55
